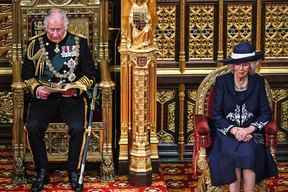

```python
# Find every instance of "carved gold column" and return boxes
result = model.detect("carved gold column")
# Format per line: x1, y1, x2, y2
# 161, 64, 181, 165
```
128, 48, 156, 185
256, 0, 262, 51
179, 0, 185, 72
217, 0, 224, 63
99, 0, 115, 180
149, 46, 159, 163
120, 0, 157, 185
178, 84, 185, 160
11, 0, 26, 182
118, 0, 131, 172
118, 37, 130, 165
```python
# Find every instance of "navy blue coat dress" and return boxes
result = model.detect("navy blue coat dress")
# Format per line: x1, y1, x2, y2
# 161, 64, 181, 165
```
208, 72, 278, 186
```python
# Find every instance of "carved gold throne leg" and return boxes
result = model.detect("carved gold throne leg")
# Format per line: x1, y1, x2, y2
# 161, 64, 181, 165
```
11, 82, 27, 184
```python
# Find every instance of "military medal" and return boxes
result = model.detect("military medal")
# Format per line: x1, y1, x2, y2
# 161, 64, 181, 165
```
39, 36, 80, 83
54, 44, 60, 53
68, 73, 76, 82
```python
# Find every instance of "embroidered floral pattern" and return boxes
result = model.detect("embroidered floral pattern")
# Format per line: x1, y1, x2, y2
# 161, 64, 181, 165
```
218, 125, 234, 135
226, 104, 253, 126
251, 121, 268, 130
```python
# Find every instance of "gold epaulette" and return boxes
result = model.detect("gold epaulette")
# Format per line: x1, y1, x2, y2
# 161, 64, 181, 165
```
27, 34, 46, 76
28, 32, 46, 42
69, 31, 88, 39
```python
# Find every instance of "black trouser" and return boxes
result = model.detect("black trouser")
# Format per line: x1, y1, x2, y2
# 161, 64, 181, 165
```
25, 94, 85, 172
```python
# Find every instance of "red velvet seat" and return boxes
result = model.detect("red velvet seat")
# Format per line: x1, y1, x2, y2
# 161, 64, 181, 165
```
192, 65, 278, 191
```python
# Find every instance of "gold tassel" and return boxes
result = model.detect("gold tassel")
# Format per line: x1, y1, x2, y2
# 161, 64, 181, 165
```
24, 78, 40, 95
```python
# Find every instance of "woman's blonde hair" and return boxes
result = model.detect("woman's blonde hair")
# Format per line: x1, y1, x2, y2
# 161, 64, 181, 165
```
229, 60, 260, 75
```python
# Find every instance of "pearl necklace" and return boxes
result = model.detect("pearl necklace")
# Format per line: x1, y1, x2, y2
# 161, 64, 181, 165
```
234, 76, 248, 91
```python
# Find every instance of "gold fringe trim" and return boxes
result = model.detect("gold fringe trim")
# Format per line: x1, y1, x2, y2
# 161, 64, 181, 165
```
26, 38, 45, 77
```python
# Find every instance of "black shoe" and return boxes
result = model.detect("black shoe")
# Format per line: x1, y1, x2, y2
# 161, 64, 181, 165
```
31, 169, 49, 192
68, 171, 79, 190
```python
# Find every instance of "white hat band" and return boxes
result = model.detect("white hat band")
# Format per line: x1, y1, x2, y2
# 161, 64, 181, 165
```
231, 52, 255, 59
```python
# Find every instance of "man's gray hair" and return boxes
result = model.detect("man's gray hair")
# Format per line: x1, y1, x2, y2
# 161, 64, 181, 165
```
44, 8, 69, 31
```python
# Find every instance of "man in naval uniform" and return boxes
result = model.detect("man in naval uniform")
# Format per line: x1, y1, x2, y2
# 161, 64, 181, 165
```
22, 8, 99, 191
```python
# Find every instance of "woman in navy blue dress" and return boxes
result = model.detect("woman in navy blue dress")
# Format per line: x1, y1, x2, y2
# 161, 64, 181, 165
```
208, 42, 278, 192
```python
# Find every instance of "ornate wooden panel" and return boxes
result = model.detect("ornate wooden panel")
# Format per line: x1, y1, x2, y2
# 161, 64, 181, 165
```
226, 3, 253, 56
271, 89, 288, 141
188, 4, 215, 60
156, 89, 177, 144
0, 4, 12, 60
186, 89, 197, 144
156, 4, 176, 62
154, 0, 288, 162
265, 3, 288, 59
0, 91, 13, 124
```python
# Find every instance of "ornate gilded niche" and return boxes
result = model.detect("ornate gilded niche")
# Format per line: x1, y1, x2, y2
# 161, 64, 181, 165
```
0, 4, 12, 60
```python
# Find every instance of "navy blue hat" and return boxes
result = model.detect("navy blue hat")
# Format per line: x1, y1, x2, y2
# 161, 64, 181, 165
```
223, 42, 264, 64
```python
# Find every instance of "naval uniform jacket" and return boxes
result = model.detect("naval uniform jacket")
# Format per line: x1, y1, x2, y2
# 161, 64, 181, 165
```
22, 32, 98, 96
21, 32, 99, 171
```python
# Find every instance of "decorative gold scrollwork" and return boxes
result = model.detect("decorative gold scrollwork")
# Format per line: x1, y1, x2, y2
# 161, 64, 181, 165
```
226, 4, 252, 56
265, 3, 288, 58
189, 4, 214, 60
0, 5, 12, 59
157, 90, 176, 144
156, 5, 176, 60
0, 91, 13, 124
48, 0, 73, 6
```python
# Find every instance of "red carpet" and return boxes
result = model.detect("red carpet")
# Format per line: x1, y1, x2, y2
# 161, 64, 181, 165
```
0, 147, 167, 192
160, 162, 288, 192
1, 146, 288, 191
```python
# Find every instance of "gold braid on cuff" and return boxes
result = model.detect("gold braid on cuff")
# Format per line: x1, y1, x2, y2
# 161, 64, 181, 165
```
73, 75, 94, 93
24, 78, 40, 95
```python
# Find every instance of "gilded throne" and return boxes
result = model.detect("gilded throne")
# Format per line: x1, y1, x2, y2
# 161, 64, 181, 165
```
192, 65, 278, 191
11, 1, 114, 181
